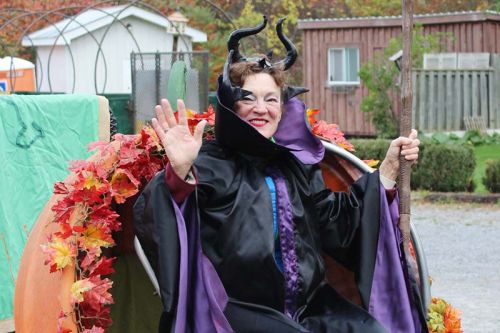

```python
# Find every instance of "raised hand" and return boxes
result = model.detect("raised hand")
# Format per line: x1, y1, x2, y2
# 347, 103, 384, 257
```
151, 99, 206, 180
379, 129, 420, 182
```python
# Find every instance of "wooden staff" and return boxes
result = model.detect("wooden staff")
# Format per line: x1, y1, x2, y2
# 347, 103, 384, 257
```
399, 0, 414, 253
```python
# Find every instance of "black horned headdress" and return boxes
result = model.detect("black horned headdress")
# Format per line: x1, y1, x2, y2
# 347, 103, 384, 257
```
218, 16, 308, 109
227, 16, 296, 70
215, 16, 313, 157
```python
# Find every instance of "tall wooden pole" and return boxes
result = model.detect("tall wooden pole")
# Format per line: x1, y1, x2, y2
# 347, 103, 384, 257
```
399, 0, 414, 253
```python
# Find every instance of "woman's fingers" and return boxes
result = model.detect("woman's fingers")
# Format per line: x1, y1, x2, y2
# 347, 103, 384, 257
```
401, 146, 419, 155
402, 139, 420, 150
177, 99, 187, 126
155, 105, 169, 131
405, 154, 419, 161
151, 118, 166, 143
194, 120, 207, 142
392, 137, 412, 150
161, 99, 177, 128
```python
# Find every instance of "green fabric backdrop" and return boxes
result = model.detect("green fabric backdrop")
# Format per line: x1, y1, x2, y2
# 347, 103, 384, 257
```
0, 94, 99, 321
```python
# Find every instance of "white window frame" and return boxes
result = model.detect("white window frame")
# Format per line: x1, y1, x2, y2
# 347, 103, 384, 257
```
327, 47, 360, 86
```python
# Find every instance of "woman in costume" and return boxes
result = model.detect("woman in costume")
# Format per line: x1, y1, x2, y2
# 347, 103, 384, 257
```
134, 17, 426, 333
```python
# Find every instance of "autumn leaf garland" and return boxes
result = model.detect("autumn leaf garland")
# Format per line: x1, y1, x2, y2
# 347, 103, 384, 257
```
43, 126, 166, 332
42, 107, 356, 332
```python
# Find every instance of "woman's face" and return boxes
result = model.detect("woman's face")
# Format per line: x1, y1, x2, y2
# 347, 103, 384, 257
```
234, 73, 282, 139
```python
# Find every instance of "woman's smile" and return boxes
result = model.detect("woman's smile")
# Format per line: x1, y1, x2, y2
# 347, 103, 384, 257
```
248, 118, 269, 127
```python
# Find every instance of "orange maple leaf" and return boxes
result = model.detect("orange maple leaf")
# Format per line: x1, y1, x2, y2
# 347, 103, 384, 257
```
306, 108, 320, 125
443, 305, 462, 333
109, 168, 140, 204
78, 224, 114, 254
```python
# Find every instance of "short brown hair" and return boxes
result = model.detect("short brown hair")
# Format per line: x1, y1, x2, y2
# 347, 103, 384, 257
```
229, 56, 286, 88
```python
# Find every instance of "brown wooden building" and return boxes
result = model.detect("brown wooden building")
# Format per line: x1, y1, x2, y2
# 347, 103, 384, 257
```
298, 11, 500, 136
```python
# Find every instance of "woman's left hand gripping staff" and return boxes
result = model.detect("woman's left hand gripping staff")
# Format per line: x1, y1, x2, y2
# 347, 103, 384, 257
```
379, 129, 421, 182
151, 99, 206, 180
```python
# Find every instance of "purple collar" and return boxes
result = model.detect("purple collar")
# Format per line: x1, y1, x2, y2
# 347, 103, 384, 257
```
274, 98, 324, 164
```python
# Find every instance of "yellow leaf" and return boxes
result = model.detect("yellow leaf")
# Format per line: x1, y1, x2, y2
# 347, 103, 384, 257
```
363, 159, 380, 168
42, 238, 76, 271
82, 172, 100, 189
70, 279, 94, 303
78, 225, 114, 252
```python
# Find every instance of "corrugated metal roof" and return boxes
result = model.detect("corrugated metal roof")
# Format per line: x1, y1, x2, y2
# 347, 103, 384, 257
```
22, 5, 207, 46
298, 11, 500, 30
299, 10, 500, 23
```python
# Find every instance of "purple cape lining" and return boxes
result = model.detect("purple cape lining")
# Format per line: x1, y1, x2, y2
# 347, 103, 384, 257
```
368, 186, 422, 333
268, 167, 300, 318
172, 198, 233, 333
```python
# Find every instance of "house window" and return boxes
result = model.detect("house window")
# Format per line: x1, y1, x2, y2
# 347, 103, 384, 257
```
328, 48, 360, 85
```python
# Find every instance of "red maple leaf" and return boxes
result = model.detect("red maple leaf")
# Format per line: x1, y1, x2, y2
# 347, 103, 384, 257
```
80, 247, 101, 270
89, 257, 115, 277
118, 140, 141, 166
83, 277, 113, 312
51, 197, 75, 223
54, 222, 74, 239
79, 302, 112, 330
88, 205, 121, 232
312, 120, 355, 152
54, 182, 69, 195
139, 127, 163, 152
128, 153, 164, 181
81, 325, 105, 333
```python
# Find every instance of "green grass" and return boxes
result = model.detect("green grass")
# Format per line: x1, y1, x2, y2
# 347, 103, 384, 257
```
473, 144, 500, 193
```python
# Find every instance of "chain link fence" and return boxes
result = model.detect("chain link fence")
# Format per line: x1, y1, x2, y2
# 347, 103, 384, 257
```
131, 51, 209, 123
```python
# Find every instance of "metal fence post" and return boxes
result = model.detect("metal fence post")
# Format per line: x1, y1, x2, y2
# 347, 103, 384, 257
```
155, 51, 161, 105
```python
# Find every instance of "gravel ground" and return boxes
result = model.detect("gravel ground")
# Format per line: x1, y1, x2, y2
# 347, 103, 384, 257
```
412, 202, 500, 333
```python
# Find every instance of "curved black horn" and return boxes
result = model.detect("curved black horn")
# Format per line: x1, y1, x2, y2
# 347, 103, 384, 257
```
227, 16, 268, 62
276, 17, 297, 71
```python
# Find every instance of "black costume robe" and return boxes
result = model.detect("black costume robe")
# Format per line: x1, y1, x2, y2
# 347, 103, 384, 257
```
133, 57, 427, 331
134, 137, 429, 332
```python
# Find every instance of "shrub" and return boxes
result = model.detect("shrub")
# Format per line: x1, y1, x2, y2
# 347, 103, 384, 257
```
483, 159, 500, 193
350, 139, 476, 192
412, 144, 475, 192
429, 130, 500, 146
350, 139, 390, 161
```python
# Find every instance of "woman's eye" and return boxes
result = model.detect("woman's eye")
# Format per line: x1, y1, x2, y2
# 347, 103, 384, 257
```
242, 96, 255, 102
266, 97, 279, 103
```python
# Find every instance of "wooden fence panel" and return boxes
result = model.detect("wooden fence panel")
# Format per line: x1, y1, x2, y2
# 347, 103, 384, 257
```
412, 68, 497, 131
445, 71, 453, 130
480, 71, 488, 124
437, 72, 445, 130
454, 70, 462, 130
492, 55, 500, 128
463, 72, 471, 124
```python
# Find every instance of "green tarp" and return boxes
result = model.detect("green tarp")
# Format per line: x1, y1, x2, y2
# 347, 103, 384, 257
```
0, 94, 100, 321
